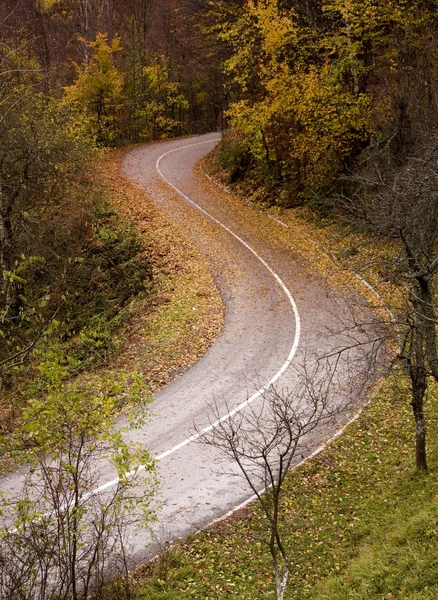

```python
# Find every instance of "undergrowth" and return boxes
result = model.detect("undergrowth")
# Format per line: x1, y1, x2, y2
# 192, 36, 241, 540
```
0, 194, 153, 466
1, 149, 224, 473
56, 202, 152, 369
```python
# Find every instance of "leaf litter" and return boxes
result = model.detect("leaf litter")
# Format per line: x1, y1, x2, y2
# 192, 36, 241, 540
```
93, 149, 224, 393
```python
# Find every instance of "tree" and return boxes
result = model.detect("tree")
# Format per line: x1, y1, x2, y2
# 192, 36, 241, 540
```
139, 56, 188, 140
213, 0, 438, 209
36, 0, 119, 63
64, 33, 124, 143
0, 368, 158, 599
1, 0, 230, 142
0, 42, 95, 385
336, 134, 438, 470
214, 0, 373, 204
199, 359, 352, 600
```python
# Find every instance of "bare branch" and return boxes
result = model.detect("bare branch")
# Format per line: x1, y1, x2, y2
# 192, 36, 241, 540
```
196, 355, 357, 600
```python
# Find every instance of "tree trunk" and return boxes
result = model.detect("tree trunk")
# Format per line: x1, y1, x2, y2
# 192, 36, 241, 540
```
409, 362, 428, 471
346, 23, 360, 97
406, 278, 432, 471
275, 563, 289, 600
418, 281, 438, 382
0, 193, 14, 317
261, 128, 272, 172
271, 520, 290, 600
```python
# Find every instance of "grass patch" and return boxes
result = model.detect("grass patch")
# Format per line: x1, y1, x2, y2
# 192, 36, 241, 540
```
135, 378, 438, 599
317, 500, 438, 600
167, 149, 438, 600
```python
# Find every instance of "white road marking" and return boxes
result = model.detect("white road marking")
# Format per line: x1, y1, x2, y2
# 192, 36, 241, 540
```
154, 138, 301, 457
202, 395, 371, 533
178, 163, 397, 537
86, 137, 301, 497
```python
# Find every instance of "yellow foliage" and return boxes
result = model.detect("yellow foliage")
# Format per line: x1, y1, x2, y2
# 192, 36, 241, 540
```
140, 56, 188, 140
64, 33, 124, 141
223, 0, 377, 196
36, 0, 61, 11
67, 33, 124, 101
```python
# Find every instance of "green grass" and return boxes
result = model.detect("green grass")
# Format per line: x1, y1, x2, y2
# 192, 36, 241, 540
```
135, 379, 438, 599
317, 501, 438, 599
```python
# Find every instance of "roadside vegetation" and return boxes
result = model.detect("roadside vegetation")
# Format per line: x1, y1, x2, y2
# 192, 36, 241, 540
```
135, 378, 438, 600
93, 152, 223, 395
0, 148, 223, 471
1, 5, 226, 593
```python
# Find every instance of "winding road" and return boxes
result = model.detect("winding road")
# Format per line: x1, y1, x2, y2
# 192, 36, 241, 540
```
0, 133, 367, 566
119, 133, 361, 560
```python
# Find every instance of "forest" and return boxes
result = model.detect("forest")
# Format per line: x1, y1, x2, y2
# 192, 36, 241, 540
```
1, 0, 435, 341
0, 0, 224, 397
1, 0, 438, 599
2, 0, 438, 449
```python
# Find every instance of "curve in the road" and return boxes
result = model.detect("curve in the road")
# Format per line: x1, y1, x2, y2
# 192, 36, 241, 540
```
0, 134, 378, 566
154, 139, 301, 456
87, 137, 301, 498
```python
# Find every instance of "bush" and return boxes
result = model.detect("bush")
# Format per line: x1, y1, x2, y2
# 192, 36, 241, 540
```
217, 133, 252, 183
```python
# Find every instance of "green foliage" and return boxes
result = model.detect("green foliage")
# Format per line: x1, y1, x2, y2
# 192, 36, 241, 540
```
0, 193, 155, 476
0, 196, 151, 385
59, 212, 151, 367
0, 44, 99, 382
0, 362, 157, 599
0, 43, 155, 460
23, 365, 151, 469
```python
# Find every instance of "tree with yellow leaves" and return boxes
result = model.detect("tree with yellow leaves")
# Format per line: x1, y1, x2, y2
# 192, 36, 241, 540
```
218, 0, 372, 205
65, 33, 124, 143
217, 0, 438, 207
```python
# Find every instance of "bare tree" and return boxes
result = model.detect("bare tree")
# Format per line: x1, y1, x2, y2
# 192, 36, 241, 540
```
0, 474, 153, 600
337, 133, 438, 470
198, 359, 353, 600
